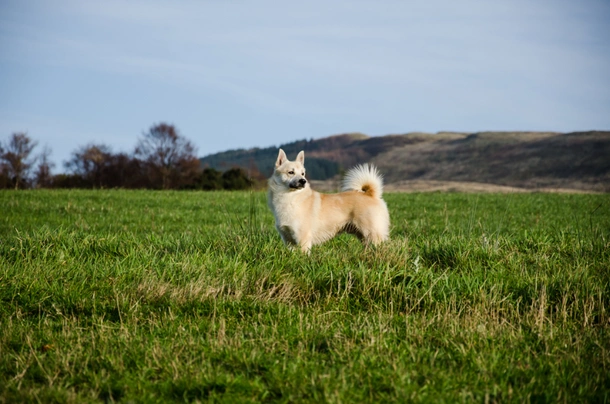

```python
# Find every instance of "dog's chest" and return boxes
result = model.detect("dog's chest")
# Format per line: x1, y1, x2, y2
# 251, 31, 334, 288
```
268, 190, 314, 226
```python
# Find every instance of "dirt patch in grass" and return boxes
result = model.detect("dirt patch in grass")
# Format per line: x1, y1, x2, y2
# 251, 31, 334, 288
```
310, 179, 602, 193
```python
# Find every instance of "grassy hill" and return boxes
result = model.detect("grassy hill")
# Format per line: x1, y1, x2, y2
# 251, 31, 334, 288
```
200, 131, 610, 192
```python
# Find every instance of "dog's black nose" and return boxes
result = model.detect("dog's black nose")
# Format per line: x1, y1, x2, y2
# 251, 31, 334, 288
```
299, 178, 307, 185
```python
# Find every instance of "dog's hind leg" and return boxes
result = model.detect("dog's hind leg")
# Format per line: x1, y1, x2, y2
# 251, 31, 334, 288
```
361, 223, 389, 246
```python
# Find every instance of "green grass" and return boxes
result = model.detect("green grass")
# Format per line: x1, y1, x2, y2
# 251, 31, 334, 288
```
1, 189, 609, 403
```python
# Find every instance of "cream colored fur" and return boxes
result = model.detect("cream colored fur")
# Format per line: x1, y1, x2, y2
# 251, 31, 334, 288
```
267, 149, 390, 253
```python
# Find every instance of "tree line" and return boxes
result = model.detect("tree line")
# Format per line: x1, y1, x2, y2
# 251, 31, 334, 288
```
0, 123, 256, 190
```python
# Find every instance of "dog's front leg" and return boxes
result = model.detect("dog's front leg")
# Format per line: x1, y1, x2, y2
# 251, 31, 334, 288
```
279, 225, 312, 253
298, 234, 313, 254
278, 225, 299, 247
299, 241, 312, 254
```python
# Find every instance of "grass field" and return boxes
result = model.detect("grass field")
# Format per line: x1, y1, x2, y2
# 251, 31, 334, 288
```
1, 189, 609, 403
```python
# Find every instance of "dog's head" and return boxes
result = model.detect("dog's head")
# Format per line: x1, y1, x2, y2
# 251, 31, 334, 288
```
271, 149, 308, 191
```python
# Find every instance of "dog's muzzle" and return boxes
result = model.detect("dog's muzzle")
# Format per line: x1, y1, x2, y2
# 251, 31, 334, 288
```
290, 178, 307, 189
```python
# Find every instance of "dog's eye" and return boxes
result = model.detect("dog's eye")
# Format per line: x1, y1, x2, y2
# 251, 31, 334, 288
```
288, 170, 294, 175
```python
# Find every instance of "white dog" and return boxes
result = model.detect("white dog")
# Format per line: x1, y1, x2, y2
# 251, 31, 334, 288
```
267, 149, 390, 252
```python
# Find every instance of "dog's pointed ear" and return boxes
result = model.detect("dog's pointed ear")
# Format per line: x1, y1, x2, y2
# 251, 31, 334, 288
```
275, 149, 287, 168
296, 150, 305, 164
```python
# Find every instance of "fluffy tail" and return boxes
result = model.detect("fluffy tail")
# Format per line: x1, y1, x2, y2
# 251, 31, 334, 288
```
341, 164, 384, 198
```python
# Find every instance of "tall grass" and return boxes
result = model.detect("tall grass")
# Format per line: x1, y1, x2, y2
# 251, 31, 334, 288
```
0, 190, 608, 402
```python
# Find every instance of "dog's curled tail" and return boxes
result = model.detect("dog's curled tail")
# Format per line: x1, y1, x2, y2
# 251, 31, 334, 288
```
341, 164, 384, 198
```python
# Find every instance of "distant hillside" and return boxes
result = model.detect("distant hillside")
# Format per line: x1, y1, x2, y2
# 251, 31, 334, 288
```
200, 131, 610, 192
199, 134, 367, 181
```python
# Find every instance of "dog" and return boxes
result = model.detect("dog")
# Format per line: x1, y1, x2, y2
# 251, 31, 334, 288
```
267, 149, 390, 252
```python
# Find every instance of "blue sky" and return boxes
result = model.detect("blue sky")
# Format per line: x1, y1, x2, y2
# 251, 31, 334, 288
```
1, 0, 609, 171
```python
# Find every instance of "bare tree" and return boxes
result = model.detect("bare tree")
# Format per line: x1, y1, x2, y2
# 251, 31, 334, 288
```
134, 123, 200, 189
64, 143, 113, 188
0, 132, 38, 189
103, 152, 147, 189
34, 145, 55, 188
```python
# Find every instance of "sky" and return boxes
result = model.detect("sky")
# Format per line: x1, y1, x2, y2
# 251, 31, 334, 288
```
1, 0, 609, 172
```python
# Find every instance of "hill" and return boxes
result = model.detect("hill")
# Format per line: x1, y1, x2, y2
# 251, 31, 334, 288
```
200, 131, 610, 192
